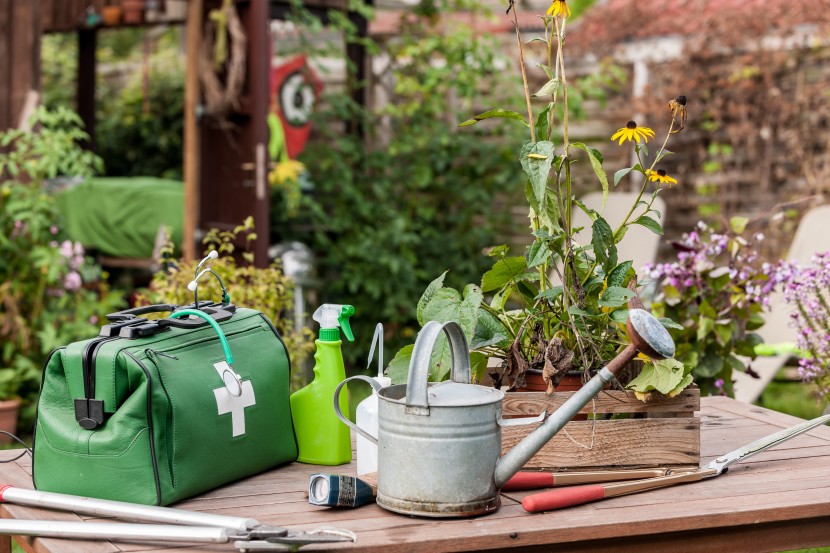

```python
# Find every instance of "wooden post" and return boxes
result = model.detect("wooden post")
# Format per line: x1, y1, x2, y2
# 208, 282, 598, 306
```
77, 27, 96, 149
183, 0, 203, 262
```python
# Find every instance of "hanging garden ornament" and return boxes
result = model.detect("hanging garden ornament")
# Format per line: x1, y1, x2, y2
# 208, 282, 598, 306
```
269, 56, 323, 159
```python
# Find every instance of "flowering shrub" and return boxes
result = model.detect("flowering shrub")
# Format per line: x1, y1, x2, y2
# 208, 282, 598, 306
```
0, 107, 124, 429
644, 219, 791, 396
784, 252, 830, 400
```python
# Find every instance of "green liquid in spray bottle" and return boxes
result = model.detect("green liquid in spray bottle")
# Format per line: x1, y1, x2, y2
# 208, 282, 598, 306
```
290, 304, 354, 465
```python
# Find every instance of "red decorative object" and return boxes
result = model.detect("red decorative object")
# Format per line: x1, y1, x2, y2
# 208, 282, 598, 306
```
269, 56, 323, 159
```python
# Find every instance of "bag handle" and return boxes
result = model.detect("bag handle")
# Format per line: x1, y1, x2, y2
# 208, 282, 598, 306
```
405, 321, 470, 416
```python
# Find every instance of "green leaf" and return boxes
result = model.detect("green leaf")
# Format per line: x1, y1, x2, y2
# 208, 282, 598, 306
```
471, 310, 511, 349
490, 286, 511, 311
698, 301, 717, 319
422, 284, 483, 340
417, 271, 447, 326
730, 216, 749, 234
694, 352, 724, 378
606, 261, 633, 288
735, 333, 764, 357
715, 321, 733, 345
535, 103, 552, 141
626, 359, 686, 394
697, 316, 715, 341
599, 286, 635, 308
591, 217, 617, 273
568, 305, 595, 318
536, 285, 563, 301
610, 308, 630, 324
572, 142, 609, 209
658, 317, 684, 330
387, 344, 414, 384
481, 256, 528, 292
614, 167, 633, 188
527, 239, 550, 268
633, 215, 664, 235
488, 244, 510, 258
470, 352, 488, 384
521, 141, 555, 208
459, 108, 528, 127
533, 78, 562, 98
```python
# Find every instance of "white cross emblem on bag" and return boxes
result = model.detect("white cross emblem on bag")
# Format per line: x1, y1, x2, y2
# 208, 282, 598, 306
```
213, 361, 256, 437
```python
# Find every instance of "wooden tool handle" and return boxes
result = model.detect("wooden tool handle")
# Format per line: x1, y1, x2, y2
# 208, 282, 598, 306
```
502, 472, 555, 491
522, 485, 606, 512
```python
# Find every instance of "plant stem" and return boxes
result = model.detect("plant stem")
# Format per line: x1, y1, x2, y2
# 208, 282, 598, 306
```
615, 120, 675, 235
511, 7, 535, 143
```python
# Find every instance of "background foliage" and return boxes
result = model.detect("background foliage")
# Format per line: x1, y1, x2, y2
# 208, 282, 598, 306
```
42, 29, 184, 179
271, 0, 524, 366
0, 108, 124, 430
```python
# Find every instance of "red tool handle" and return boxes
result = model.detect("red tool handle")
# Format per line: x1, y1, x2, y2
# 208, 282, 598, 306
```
522, 485, 606, 512
502, 472, 555, 492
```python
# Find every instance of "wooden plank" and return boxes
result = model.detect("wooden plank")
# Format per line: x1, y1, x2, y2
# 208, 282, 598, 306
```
502, 418, 700, 469
182, 0, 203, 261
9, 0, 35, 128
0, 0, 10, 130
502, 388, 700, 415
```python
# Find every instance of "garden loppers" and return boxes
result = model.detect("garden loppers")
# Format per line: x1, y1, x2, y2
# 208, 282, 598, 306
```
522, 413, 830, 512
0, 485, 355, 550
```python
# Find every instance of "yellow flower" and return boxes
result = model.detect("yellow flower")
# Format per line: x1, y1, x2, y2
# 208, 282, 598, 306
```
646, 168, 678, 187
546, 0, 571, 18
268, 159, 305, 186
611, 120, 655, 145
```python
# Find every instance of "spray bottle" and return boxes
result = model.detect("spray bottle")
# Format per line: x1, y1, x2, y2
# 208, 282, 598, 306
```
355, 323, 391, 476
290, 304, 355, 465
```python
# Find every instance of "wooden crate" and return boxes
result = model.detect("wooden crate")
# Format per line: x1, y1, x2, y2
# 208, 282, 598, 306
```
501, 388, 700, 470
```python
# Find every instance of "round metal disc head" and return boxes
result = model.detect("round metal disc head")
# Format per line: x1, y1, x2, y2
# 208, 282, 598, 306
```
628, 309, 675, 360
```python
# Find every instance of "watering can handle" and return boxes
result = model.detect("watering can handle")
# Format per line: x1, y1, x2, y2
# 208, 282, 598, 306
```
333, 375, 383, 445
405, 321, 470, 415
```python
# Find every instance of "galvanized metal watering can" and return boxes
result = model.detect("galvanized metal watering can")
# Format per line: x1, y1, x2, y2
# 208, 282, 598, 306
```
334, 310, 675, 518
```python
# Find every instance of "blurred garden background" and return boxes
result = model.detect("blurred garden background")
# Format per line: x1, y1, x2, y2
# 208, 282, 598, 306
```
2, 0, 830, 444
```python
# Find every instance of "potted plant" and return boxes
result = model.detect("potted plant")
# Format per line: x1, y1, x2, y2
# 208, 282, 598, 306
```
389, 0, 688, 398
643, 219, 792, 397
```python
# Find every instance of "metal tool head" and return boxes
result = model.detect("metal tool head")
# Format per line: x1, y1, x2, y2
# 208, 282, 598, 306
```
706, 413, 830, 476
627, 309, 675, 360
234, 525, 357, 551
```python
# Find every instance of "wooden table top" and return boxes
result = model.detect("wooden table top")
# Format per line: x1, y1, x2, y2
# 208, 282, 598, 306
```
2, 396, 830, 553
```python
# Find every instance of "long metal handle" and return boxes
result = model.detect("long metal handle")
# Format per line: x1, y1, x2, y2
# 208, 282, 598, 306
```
0, 486, 257, 532
0, 520, 229, 543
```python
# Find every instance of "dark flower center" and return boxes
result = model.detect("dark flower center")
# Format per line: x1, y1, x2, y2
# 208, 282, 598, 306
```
626, 121, 637, 129
657, 169, 667, 177
675, 95, 687, 106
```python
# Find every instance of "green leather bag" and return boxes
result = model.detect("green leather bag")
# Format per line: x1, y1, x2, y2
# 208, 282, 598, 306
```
33, 303, 298, 506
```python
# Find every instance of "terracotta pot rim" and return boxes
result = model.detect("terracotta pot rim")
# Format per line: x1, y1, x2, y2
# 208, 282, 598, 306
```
0, 398, 21, 408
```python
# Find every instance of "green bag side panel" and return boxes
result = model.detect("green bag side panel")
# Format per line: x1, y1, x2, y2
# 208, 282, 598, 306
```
34, 350, 159, 505
144, 316, 297, 503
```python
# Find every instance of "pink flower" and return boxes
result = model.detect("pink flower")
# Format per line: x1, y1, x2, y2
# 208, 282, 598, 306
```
63, 271, 82, 291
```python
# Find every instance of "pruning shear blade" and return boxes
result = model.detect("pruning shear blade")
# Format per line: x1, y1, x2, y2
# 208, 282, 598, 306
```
706, 413, 830, 475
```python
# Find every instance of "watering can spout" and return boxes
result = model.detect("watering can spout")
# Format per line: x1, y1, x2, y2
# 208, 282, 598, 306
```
494, 308, 676, 489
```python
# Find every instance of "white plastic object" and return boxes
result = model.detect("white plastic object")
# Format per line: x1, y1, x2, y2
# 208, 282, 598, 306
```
356, 323, 391, 476
312, 304, 348, 329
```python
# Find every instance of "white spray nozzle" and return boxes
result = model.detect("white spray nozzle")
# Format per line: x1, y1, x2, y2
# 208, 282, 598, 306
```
312, 304, 355, 341
207, 250, 219, 259
187, 280, 198, 292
